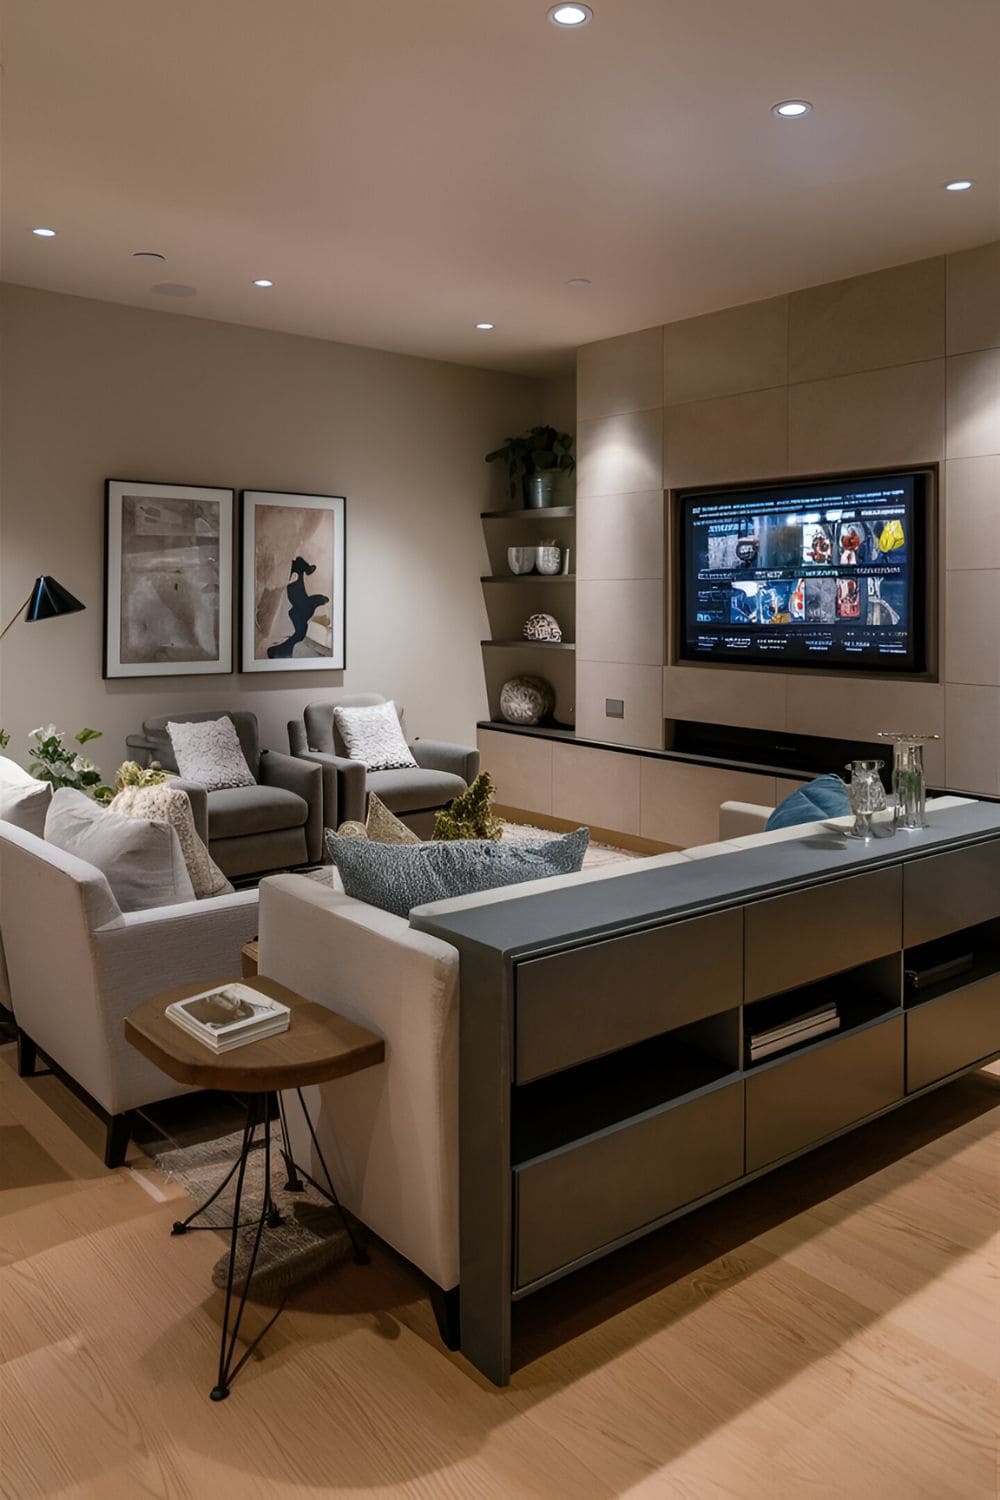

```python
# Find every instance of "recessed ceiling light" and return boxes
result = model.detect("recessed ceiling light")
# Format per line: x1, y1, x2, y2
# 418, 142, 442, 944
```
772, 100, 812, 118
945, 179, 973, 192
475, 322, 495, 331
132, 250, 166, 261
252, 278, 275, 287
566, 277, 592, 288
31, 226, 57, 237
548, 4, 592, 27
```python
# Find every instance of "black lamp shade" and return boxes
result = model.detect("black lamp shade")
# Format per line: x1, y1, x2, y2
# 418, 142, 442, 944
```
26, 576, 86, 623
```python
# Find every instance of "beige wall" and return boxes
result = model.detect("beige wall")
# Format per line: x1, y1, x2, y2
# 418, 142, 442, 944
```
0, 284, 542, 769
575, 241, 1000, 794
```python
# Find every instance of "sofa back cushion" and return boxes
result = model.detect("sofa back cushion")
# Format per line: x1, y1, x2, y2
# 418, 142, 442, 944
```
0, 754, 52, 837
325, 826, 589, 918
45, 788, 195, 912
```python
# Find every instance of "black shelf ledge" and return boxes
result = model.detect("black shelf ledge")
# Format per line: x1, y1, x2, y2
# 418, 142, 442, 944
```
481, 640, 576, 651
480, 506, 576, 520
480, 574, 576, 583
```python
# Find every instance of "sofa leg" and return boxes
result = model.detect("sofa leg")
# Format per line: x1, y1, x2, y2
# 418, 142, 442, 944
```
16, 1030, 37, 1078
104, 1111, 133, 1169
429, 1283, 461, 1351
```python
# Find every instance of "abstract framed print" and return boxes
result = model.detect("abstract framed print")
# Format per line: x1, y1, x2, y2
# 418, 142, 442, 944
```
104, 480, 234, 678
240, 490, 346, 672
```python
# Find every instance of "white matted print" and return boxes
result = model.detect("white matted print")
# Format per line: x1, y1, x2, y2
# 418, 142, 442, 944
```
241, 491, 346, 672
104, 480, 234, 678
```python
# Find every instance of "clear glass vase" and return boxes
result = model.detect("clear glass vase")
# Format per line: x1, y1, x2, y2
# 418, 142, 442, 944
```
877, 732, 940, 831
844, 759, 887, 841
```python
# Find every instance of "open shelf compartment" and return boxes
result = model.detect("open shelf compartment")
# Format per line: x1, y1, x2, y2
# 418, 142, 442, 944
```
743, 953, 901, 1070
903, 917, 1000, 1009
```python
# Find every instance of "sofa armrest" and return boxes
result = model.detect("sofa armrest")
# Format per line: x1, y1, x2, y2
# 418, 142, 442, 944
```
93, 888, 260, 1007
259, 751, 324, 863
162, 778, 210, 844
125, 732, 158, 768
410, 739, 479, 784
290, 749, 367, 826
287, 719, 308, 756
718, 801, 774, 839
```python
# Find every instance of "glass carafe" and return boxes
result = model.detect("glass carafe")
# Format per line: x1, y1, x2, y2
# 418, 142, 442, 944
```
877, 732, 940, 831
844, 759, 887, 841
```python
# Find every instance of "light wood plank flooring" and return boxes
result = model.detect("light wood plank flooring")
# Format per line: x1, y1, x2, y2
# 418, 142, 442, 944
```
1, 1046, 997, 1499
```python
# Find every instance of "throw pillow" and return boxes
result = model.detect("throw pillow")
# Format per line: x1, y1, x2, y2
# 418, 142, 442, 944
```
45, 787, 195, 912
167, 717, 255, 791
110, 783, 233, 899
333, 702, 417, 771
325, 825, 589, 918
366, 792, 421, 844
0, 754, 51, 836
765, 774, 852, 832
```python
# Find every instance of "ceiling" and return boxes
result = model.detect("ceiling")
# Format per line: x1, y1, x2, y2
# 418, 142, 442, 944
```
2, 0, 998, 376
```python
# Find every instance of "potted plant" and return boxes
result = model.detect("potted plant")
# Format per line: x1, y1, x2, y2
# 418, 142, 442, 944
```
486, 425, 575, 509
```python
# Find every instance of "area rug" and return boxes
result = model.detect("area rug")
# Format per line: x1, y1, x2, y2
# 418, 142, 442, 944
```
501, 820, 642, 869
147, 1124, 352, 1302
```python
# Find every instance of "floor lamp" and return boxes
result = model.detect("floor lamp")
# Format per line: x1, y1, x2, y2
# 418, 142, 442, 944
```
0, 576, 86, 642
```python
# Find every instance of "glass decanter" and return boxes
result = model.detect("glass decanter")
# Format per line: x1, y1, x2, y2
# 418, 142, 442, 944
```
844, 758, 888, 841
877, 732, 940, 831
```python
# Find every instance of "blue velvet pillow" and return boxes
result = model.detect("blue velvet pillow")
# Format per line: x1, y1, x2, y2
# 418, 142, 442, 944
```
325, 826, 590, 918
765, 774, 851, 831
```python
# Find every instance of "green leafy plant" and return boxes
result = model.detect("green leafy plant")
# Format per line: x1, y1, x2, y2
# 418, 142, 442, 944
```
433, 771, 504, 842
486, 425, 575, 502
113, 759, 168, 792
28, 724, 114, 804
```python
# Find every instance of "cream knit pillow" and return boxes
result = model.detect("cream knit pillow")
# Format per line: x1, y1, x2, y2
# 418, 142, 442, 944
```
110, 783, 233, 899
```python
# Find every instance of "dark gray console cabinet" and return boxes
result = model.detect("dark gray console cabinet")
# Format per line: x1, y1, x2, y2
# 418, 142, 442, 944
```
412, 802, 1000, 1386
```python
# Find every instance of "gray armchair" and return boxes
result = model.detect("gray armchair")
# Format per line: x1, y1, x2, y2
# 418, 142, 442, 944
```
126, 710, 323, 879
287, 695, 479, 839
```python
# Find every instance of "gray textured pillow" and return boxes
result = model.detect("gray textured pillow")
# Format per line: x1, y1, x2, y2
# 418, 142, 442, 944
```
167, 717, 255, 791
325, 826, 589, 918
45, 787, 196, 912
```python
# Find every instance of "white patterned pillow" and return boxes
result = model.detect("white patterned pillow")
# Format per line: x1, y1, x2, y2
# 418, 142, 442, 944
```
167, 717, 255, 791
333, 702, 417, 771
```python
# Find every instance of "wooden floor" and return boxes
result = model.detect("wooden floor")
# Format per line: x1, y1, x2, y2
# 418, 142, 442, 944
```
1, 1046, 997, 1500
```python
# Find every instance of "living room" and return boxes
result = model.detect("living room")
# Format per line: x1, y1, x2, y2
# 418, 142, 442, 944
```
1, 2, 998, 1496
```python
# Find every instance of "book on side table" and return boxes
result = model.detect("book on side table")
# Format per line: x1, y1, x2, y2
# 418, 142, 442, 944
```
165, 983, 291, 1052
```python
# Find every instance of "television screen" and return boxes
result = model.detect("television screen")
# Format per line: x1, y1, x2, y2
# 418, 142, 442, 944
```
678, 471, 929, 672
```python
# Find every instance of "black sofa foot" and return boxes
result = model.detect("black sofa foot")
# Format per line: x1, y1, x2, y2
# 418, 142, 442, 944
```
16, 1030, 37, 1078
104, 1111, 133, 1169
429, 1282, 461, 1350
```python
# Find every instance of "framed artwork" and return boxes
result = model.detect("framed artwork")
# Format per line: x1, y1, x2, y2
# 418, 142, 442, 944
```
240, 490, 346, 672
104, 479, 234, 678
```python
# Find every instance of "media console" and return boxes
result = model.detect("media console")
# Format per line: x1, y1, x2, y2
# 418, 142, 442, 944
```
412, 801, 1000, 1386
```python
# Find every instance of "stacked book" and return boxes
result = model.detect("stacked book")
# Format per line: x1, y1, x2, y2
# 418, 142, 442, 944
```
166, 984, 291, 1053
749, 1003, 839, 1063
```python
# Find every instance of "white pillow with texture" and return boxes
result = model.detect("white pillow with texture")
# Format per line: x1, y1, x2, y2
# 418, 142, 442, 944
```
45, 787, 195, 912
167, 717, 255, 791
110, 783, 233, 899
0, 754, 52, 837
333, 701, 417, 771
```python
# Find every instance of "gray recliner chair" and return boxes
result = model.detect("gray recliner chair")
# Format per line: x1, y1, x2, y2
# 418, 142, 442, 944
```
288, 695, 479, 839
126, 710, 323, 879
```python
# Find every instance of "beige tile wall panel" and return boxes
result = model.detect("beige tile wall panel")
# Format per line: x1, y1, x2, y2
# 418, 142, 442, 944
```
662, 386, 789, 489
662, 665, 788, 731
639, 758, 777, 847
945, 570, 1000, 685
577, 408, 663, 498
788, 359, 945, 473
477, 728, 554, 815
945, 456, 1000, 571
945, 685, 1000, 795
577, 326, 663, 423
788, 257, 945, 384
946, 348, 1000, 459
946, 241, 1000, 356
575, 661, 665, 749
662, 296, 788, 406
784, 676, 946, 783
576, 492, 664, 581
576, 579, 664, 666
550, 742, 642, 836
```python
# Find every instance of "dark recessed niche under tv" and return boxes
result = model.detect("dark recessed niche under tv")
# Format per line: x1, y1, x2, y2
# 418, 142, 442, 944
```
677, 469, 932, 674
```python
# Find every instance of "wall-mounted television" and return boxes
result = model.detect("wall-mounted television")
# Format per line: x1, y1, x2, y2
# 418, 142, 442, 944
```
678, 469, 931, 674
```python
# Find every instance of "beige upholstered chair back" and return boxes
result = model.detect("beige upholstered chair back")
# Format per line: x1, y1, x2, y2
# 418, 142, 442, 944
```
301, 695, 407, 757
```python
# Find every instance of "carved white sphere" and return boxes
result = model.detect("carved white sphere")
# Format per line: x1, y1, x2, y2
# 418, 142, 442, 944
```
499, 676, 556, 726
523, 612, 563, 643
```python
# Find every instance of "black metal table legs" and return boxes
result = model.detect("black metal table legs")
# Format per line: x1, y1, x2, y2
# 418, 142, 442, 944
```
170, 1089, 366, 1401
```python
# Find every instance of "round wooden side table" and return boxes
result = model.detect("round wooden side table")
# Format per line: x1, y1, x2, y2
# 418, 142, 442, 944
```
125, 976, 385, 1401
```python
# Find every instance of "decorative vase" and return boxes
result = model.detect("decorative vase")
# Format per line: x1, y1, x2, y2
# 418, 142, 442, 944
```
535, 542, 562, 575
499, 676, 555, 725
877, 732, 939, 830
844, 759, 888, 842
524, 471, 559, 509
506, 546, 535, 575
523, 612, 562, 643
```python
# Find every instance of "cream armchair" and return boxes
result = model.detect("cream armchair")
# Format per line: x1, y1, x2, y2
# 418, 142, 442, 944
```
0, 821, 259, 1166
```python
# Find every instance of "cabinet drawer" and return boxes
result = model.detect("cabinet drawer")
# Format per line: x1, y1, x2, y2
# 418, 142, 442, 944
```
907, 975, 1000, 1091
745, 867, 901, 1002
746, 1016, 903, 1172
514, 1082, 744, 1288
515, 908, 742, 1082
904, 842, 1000, 946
